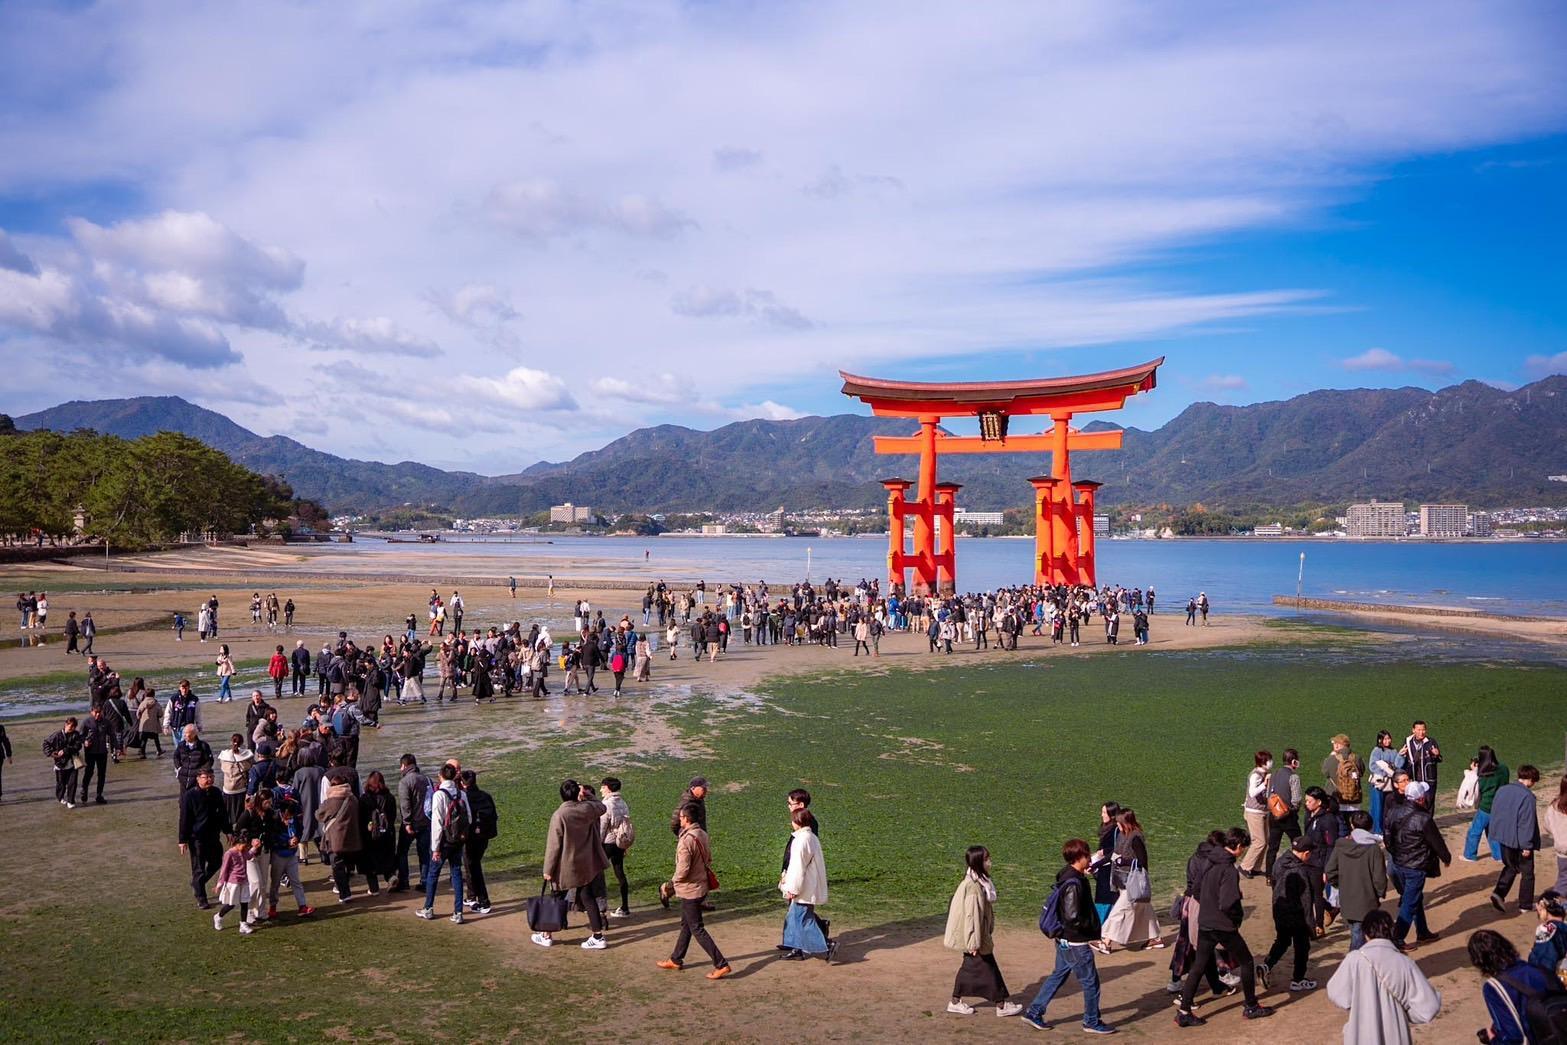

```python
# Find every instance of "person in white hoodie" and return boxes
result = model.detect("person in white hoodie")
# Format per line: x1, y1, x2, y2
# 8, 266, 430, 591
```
779, 807, 835, 962
1326, 909, 1440, 1045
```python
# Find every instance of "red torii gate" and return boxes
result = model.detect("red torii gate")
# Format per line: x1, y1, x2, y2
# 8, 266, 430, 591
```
840, 358, 1162, 593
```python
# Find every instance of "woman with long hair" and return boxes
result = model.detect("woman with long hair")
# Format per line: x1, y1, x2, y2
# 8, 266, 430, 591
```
1465, 745, 1511, 862
215, 643, 235, 703
1545, 777, 1567, 897
943, 845, 1022, 1017
359, 770, 397, 892
1242, 750, 1273, 877
1098, 809, 1164, 953
1366, 731, 1405, 834
1093, 801, 1123, 923
1469, 928, 1553, 1044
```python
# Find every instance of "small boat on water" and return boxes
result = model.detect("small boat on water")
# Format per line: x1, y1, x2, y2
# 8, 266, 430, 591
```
383, 533, 442, 544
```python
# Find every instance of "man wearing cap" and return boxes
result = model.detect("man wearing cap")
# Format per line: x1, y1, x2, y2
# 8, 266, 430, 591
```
1323, 734, 1365, 831
1381, 781, 1449, 950
178, 766, 231, 909
1259, 835, 1317, 993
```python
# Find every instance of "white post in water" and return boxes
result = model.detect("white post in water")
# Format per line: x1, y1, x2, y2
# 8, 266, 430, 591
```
1297, 551, 1305, 608
806, 546, 812, 582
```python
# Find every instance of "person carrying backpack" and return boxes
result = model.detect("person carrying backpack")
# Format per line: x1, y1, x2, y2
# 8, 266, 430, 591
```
415, 764, 470, 924
460, 769, 498, 916
1021, 838, 1115, 1034
1323, 735, 1366, 830
1469, 928, 1567, 1045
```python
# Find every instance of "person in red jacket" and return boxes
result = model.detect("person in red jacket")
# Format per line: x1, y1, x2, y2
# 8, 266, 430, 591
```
267, 645, 288, 701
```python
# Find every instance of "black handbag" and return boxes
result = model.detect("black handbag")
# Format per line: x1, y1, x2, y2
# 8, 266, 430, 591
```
526, 882, 569, 933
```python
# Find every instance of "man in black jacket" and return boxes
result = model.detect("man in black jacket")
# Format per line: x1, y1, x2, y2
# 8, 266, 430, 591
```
44, 717, 84, 807
460, 769, 498, 915
1383, 780, 1450, 949
1177, 827, 1273, 1027
78, 705, 113, 804
172, 724, 214, 793
178, 766, 230, 908
1258, 836, 1316, 992
290, 640, 311, 695
1022, 838, 1115, 1033
0, 722, 12, 801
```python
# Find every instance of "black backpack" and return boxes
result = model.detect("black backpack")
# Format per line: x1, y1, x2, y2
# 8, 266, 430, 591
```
440, 794, 471, 849
1495, 969, 1567, 1045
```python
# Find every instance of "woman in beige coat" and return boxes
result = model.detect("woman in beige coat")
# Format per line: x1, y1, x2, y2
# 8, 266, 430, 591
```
943, 845, 1022, 1017
134, 681, 163, 757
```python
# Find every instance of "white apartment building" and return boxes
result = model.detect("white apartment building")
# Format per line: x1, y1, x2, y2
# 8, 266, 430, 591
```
1419, 504, 1468, 538
1347, 500, 1405, 538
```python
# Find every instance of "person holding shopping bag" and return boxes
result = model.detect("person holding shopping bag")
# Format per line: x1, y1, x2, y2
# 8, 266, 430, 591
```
1097, 809, 1163, 954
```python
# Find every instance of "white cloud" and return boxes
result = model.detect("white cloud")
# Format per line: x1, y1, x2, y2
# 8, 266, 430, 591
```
485, 179, 695, 241
1524, 352, 1567, 379
1, 0, 1562, 462
1199, 374, 1249, 391
591, 372, 690, 406
670, 286, 813, 330
458, 365, 578, 412
1342, 348, 1455, 376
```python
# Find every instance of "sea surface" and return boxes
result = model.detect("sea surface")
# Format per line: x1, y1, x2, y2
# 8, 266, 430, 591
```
329, 535, 1567, 618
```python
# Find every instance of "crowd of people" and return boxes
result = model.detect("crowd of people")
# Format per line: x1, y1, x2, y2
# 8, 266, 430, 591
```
22, 576, 1567, 1042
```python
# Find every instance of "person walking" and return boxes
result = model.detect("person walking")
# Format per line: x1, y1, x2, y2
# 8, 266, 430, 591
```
290, 640, 311, 696
215, 645, 236, 703
656, 802, 730, 978
1326, 909, 1441, 1045
1465, 745, 1510, 862
267, 645, 287, 700
1264, 749, 1304, 880
317, 773, 363, 902
1098, 808, 1162, 953
179, 766, 231, 909
538, 779, 610, 949
1241, 751, 1272, 878
460, 769, 497, 916
0, 722, 11, 801
1258, 836, 1317, 993
134, 685, 163, 757
599, 777, 634, 919
212, 834, 256, 934
1021, 838, 1116, 1034
172, 724, 214, 793
1092, 801, 1122, 922
78, 704, 113, 805
779, 806, 833, 962
264, 801, 315, 920
1489, 764, 1542, 914
416, 764, 470, 923
44, 716, 85, 808
216, 733, 255, 827
359, 770, 398, 898
1175, 826, 1272, 1027
942, 845, 1022, 1017
1381, 781, 1449, 949
1325, 811, 1387, 950
1545, 775, 1567, 896
392, 754, 432, 893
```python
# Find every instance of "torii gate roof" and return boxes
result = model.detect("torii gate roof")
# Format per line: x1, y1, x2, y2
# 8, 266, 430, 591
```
839, 357, 1163, 413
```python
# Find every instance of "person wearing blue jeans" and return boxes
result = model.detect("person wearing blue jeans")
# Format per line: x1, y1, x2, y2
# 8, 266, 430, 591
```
1385, 781, 1450, 946
1465, 747, 1510, 861
415, 765, 468, 923
1023, 839, 1115, 1034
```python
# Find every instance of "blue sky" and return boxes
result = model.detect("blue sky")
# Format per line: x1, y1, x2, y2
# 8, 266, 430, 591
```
1, 1, 1564, 469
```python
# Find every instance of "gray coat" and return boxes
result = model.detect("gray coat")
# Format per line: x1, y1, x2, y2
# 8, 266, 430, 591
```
293, 764, 324, 843
398, 767, 432, 829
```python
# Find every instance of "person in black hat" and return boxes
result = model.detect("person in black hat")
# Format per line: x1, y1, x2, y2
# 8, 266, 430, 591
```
1258, 835, 1317, 993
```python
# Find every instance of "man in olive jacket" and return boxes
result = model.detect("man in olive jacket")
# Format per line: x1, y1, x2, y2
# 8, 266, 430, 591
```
540, 779, 608, 947
1325, 810, 1388, 951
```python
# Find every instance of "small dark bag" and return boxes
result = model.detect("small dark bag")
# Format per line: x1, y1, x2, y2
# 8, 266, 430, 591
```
526, 881, 569, 933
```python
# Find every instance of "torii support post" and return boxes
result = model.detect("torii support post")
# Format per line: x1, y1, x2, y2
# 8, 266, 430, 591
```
934, 482, 962, 593
1048, 414, 1081, 584
881, 477, 912, 592
908, 418, 940, 595
1073, 480, 1103, 588
1027, 476, 1059, 588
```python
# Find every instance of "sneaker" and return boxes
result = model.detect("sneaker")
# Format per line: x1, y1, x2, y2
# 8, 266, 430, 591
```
450, 913, 464, 924
213, 913, 224, 931
608, 907, 631, 919
1243, 1005, 1274, 1020
705, 965, 733, 980
531, 932, 553, 947
1219, 970, 1241, 988
1490, 893, 1507, 913
997, 1002, 1024, 1018
1082, 1024, 1117, 1035
474, 904, 492, 915
338, 894, 355, 904
582, 935, 608, 950
298, 906, 315, 918
1254, 962, 1270, 990
415, 907, 434, 920
1173, 1010, 1205, 1028
947, 1002, 976, 1016
826, 939, 839, 964
1021, 1014, 1050, 1030
1289, 980, 1317, 992
65, 802, 75, 809
238, 922, 254, 935
1165, 979, 1183, 994
95, 797, 107, 805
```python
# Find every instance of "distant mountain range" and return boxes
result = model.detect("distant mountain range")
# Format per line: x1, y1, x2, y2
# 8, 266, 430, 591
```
15, 375, 1567, 514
